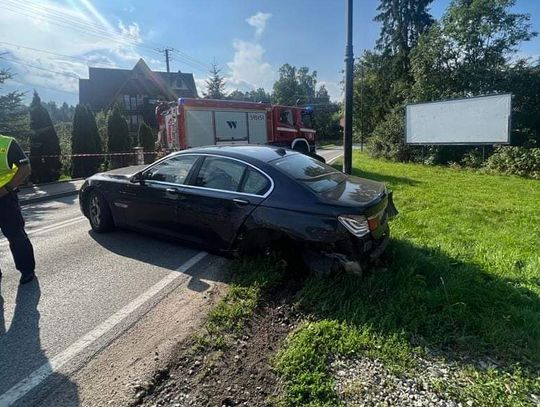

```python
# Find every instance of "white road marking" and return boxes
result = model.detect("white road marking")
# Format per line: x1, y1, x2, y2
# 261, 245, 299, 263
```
325, 151, 344, 164
0, 217, 86, 246
0, 251, 208, 407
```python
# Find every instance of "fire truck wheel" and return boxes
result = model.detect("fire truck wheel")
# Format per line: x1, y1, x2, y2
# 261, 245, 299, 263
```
292, 139, 310, 153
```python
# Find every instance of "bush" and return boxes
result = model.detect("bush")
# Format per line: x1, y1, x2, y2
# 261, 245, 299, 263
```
71, 105, 102, 178
460, 148, 484, 168
138, 122, 156, 164
107, 104, 130, 168
28, 91, 61, 183
367, 109, 411, 161
485, 146, 540, 179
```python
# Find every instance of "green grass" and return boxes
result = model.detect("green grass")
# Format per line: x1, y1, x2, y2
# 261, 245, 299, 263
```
275, 152, 540, 406
195, 257, 283, 350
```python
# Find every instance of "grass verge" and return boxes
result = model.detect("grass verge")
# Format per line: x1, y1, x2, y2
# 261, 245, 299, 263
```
275, 152, 540, 406
195, 257, 284, 351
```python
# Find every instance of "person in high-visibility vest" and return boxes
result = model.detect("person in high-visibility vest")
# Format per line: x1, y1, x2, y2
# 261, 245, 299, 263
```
0, 134, 36, 284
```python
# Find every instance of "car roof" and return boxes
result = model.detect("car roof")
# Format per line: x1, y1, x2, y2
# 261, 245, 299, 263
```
173, 145, 300, 164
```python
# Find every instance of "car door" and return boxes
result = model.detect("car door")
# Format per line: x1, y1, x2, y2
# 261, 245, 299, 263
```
121, 154, 200, 238
176, 155, 272, 249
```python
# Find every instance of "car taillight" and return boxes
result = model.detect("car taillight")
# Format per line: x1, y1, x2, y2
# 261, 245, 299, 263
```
338, 215, 370, 237
368, 209, 385, 231
368, 217, 379, 231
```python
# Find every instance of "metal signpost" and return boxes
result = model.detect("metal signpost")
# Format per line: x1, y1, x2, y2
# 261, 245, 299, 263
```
343, 0, 354, 174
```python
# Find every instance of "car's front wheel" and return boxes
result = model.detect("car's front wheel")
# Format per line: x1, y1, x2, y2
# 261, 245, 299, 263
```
87, 190, 114, 233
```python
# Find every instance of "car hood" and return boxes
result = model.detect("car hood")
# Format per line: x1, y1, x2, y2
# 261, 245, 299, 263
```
319, 175, 386, 207
98, 165, 147, 180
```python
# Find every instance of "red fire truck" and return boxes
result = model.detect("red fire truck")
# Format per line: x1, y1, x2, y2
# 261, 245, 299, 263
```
156, 98, 317, 153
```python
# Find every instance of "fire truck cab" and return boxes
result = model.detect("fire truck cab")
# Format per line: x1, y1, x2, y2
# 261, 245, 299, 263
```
156, 98, 316, 153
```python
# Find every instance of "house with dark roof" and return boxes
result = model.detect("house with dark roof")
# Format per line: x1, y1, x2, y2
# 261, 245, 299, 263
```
79, 59, 198, 135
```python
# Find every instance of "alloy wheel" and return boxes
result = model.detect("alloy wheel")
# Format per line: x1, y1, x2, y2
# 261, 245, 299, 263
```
89, 195, 101, 227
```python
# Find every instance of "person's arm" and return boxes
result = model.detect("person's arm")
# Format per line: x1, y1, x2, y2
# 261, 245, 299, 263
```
0, 140, 31, 198
6, 163, 31, 189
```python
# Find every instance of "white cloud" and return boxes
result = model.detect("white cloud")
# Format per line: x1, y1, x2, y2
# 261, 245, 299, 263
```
194, 77, 207, 96
319, 81, 342, 102
227, 40, 274, 91
225, 12, 275, 92
246, 12, 272, 40
0, 0, 147, 98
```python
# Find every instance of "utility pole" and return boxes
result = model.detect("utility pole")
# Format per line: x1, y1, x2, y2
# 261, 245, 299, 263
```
343, 0, 354, 174
157, 48, 174, 73
360, 61, 364, 152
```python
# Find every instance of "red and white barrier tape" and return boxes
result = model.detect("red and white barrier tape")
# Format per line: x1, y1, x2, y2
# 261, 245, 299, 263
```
28, 152, 157, 159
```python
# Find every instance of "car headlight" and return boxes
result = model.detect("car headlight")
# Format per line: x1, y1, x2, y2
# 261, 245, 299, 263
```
338, 215, 370, 238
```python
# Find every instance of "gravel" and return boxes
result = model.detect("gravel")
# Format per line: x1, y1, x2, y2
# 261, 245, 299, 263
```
331, 356, 463, 407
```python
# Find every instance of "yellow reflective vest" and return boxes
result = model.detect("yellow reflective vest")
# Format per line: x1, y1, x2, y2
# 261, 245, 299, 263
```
0, 135, 18, 188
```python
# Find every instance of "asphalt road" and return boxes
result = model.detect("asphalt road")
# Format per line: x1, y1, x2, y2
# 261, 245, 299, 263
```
318, 147, 343, 164
0, 148, 343, 406
0, 196, 214, 407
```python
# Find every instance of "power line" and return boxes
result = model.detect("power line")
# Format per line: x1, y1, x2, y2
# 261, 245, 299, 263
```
1, 0, 117, 33
0, 39, 208, 76
0, 0, 144, 44
167, 54, 209, 74
0, 41, 112, 67
0, 0, 161, 56
0, 56, 80, 79
170, 50, 211, 71
0, 0, 210, 73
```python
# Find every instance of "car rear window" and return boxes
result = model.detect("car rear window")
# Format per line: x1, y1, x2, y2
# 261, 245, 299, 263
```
242, 167, 270, 195
272, 154, 346, 193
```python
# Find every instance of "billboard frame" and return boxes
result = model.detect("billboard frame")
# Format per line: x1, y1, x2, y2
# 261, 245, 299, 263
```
405, 93, 512, 146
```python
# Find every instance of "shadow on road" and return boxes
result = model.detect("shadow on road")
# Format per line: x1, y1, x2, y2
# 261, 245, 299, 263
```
19, 194, 78, 225
0, 279, 79, 406
88, 229, 230, 293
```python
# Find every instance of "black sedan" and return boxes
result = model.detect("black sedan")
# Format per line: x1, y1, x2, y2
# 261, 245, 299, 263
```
79, 146, 397, 273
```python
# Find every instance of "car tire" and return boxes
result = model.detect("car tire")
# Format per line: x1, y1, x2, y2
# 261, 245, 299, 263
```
87, 190, 114, 233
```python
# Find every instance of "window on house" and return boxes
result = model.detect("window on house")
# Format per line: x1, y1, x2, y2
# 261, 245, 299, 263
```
123, 95, 130, 110
130, 115, 139, 132
175, 77, 185, 88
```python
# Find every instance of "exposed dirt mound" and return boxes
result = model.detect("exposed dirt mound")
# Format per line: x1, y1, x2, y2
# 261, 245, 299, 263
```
137, 280, 302, 407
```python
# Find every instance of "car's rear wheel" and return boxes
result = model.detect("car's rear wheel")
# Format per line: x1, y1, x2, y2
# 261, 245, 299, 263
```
87, 190, 114, 233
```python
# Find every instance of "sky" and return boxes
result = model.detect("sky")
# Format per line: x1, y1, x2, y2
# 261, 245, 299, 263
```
1, 0, 539, 106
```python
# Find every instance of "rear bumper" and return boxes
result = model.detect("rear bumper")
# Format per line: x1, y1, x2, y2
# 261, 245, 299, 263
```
303, 194, 397, 275
303, 226, 391, 275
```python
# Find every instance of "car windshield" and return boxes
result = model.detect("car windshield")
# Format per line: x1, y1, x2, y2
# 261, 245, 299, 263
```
272, 154, 346, 193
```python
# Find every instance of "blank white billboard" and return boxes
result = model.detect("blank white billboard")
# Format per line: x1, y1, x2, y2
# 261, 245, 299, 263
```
406, 94, 511, 145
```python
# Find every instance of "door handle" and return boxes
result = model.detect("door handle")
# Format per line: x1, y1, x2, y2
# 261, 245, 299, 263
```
232, 198, 250, 206
166, 187, 181, 195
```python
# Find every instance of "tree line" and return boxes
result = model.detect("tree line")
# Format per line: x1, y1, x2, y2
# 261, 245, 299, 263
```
354, 0, 540, 173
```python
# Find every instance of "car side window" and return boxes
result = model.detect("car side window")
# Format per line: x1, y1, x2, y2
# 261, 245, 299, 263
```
242, 168, 270, 195
194, 157, 246, 192
144, 155, 198, 184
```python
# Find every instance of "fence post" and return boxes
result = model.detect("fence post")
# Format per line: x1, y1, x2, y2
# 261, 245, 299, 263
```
133, 147, 144, 165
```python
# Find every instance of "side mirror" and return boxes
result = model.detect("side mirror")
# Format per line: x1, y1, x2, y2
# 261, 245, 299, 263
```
130, 173, 144, 184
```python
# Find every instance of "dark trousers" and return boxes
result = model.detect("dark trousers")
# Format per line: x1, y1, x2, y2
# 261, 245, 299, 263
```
0, 192, 35, 276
